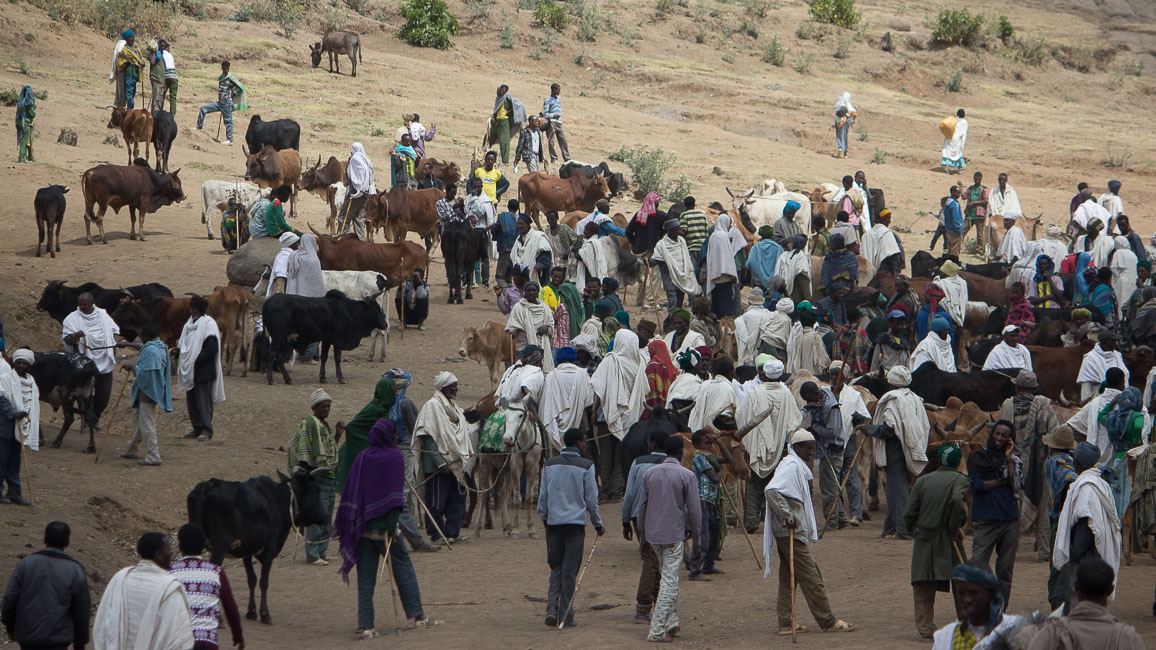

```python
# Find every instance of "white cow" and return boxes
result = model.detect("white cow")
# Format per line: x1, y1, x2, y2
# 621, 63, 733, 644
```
727, 179, 813, 237
200, 180, 266, 240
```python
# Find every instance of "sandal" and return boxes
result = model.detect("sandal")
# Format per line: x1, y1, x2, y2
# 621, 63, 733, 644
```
646, 633, 674, 643
778, 624, 808, 635
825, 620, 856, 633
413, 616, 444, 628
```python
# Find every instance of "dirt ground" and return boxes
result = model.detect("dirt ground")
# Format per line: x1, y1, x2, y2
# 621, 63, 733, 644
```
2, 0, 1156, 646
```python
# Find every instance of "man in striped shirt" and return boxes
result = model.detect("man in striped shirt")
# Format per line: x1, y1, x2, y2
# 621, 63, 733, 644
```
677, 196, 710, 270
542, 83, 571, 163
169, 523, 244, 650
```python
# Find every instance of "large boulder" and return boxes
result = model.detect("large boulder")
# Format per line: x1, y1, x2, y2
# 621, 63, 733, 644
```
227, 237, 282, 287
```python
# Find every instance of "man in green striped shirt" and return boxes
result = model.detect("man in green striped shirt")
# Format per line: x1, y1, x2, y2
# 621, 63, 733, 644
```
678, 196, 710, 269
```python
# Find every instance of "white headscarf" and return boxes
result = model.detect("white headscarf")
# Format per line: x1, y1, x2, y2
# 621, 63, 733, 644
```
834, 91, 856, 114
347, 142, 375, 196
590, 329, 646, 440
287, 233, 326, 298
0, 361, 39, 450
705, 213, 740, 294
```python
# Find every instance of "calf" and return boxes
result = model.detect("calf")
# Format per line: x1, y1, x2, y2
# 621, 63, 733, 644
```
187, 469, 328, 624
34, 185, 68, 258
299, 155, 346, 233
107, 106, 153, 166
150, 109, 178, 172
262, 289, 388, 385
458, 320, 515, 389
30, 351, 99, 452
245, 115, 300, 152
200, 179, 266, 240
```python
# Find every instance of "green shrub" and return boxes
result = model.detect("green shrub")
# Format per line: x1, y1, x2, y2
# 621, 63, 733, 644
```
398, 0, 460, 49
793, 52, 812, 73
608, 146, 687, 198
0, 88, 46, 106
694, 24, 706, 43
178, 0, 206, 19
833, 36, 849, 58
808, 0, 858, 29
500, 14, 516, 48
656, 0, 676, 17
1104, 145, 1131, 169
943, 68, 963, 92
762, 34, 785, 65
344, 0, 370, 15
721, 50, 736, 64
930, 9, 984, 47
576, 2, 598, 41
231, 0, 305, 36
740, 17, 758, 38
516, 0, 535, 9
323, 5, 347, 32
870, 148, 886, 164
743, 0, 775, 18
1009, 36, 1048, 66
573, 47, 587, 65
1123, 57, 1144, 77
996, 15, 1014, 42
464, 0, 491, 23
796, 19, 815, 40
857, 128, 868, 142
534, 0, 568, 31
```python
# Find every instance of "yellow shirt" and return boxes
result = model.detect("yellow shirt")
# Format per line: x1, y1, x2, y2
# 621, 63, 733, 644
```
495, 100, 509, 120
474, 167, 502, 204
540, 285, 560, 310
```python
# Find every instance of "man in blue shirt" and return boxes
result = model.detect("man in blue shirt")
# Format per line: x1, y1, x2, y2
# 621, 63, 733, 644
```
542, 83, 570, 163
968, 420, 1021, 604
943, 184, 964, 259
538, 428, 603, 627
491, 199, 522, 288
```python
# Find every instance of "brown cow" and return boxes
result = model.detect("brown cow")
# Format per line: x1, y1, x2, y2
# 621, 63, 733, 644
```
458, 321, 515, 389
107, 107, 153, 166
309, 227, 429, 281
959, 270, 1009, 307
518, 171, 610, 229
299, 155, 346, 233
81, 159, 185, 243
1028, 344, 1154, 403
415, 158, 462, 187
242, 144, 301, 217
365, 186, 444, 245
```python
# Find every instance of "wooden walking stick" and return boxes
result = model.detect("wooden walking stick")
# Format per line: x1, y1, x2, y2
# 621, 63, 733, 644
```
16, 420, 34, 513
720, 485, 762, 571
383, 535, 404, 637
818, 437, 866, 538
403, 475, 453, 549
215, 112, 222, 141
788, 523, 797, 644
94, 368, 132, 463
558, 534, 600, 630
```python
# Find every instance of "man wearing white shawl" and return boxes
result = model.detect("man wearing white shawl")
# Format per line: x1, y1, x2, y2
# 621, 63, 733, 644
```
733, 288, 770, 365
662, 311, 706, 358
1052, 442, 1122, 602
704, 213, 744, 317
866, 365, 929, 539
510, 214, 553, 279
651, 220, 702, 318
1109, 236, 1138, 320
92, 532, 194, 650
590, 329, 647, 498
910, 317, 956, 372
764, 430, 855, 634
339, 142, 376, 240
0, 349, 38, 505
574, 234, 611, 289
266, 231, 300, 298
995, 216, 1027, 264
786, 311, 830, 376
177, 296, 225, 442
540, 350, 594, 450
988, 173, 1022, 220
1073, 197, 1111, 236
62, 293, 121, 424
940, 109, 968, 171
983, 326, 1033, 372
739, 359, 801, 532
1077, 335, 1128, 403
1098, 180, 1125, 223
758, 298, 794, 361
861, 216, 903, 277
774, 237, 812, 303
414, 372, 473, 542
665, 349, 706, 407
1075, 221, 1116, 270
505, 282, 555, 371
687, 367, 738, 433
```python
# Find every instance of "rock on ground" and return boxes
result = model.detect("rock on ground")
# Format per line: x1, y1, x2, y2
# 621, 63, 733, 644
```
58, 128, 77, 146
102, 133, 119, 146
226, 236, 282, 287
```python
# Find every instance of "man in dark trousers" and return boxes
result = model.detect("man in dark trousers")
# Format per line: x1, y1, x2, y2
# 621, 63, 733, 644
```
538, 428, 603, 627
2, 521, 91, 650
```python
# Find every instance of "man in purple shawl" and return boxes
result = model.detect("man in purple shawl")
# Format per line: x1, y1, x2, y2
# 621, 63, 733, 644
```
333, 419, 441, 639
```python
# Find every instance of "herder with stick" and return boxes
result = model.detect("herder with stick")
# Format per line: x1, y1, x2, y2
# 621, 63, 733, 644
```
0, 349, 38, 505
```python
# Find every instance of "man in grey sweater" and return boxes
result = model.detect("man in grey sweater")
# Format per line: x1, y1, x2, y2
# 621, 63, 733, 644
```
2, 521, 91, 649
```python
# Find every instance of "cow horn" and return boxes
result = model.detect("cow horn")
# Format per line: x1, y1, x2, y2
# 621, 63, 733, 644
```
366, 289, 385, 301
119, 287, 134, 298
241, 144, 249, 156
1058, 390, 1070, 407
967, 420, 992, 437
309, 466, 331, 477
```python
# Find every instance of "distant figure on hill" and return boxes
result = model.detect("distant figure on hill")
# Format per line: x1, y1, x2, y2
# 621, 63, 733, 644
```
542, 82, 570, 163
487, 84, 526, 165
941, 108, 968, 173
833, 92, 856, 158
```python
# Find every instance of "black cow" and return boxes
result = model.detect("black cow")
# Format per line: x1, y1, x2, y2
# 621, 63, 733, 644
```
150, 109, 178, 173
34, 185, 68, 258
853, 363, 1018, 411
187, 469, 328, 624
440, 219, 488, 304
617, 407, 680, 480
244, 116, 300, 153
36, 280, 173, 341
30, 351, 99, 451
262, 289, 387, 385
963, 261, 1010, 280
558, 161, 626, 198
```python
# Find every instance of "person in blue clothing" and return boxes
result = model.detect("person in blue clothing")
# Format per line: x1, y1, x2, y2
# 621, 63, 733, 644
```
915, 283, 957, 347
943, 184, 964, 258
574, 199, 627, 239
491, 199, 521, 288
967, 420, 1021, 604
747, 225, 784, 290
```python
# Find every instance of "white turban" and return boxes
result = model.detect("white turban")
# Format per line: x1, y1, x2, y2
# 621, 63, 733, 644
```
886, 365, 911, 387
1115, 236, 1129, 250
790, 429, 815, 445
763, 359, 785, 380
309, 388, 332, 407
434, 371, 459, 389
11, 350, 34, 365
1001, 324, 1019, 335
776, 298, 795, 314
828, 360, 843, 374
280, 231, 300, 247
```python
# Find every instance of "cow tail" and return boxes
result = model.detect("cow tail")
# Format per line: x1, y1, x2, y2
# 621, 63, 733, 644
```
359, 41, 363, 62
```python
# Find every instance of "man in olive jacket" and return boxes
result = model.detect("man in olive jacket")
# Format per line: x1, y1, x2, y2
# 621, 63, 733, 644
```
2, 521, 91, 649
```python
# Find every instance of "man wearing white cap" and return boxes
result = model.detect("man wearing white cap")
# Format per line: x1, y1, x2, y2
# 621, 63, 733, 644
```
757, 298, 794, 362
864, 366, 929, 540
983, 325, 1033, 372
288, 387, 344, 565
0, 349, 38, 505
733, 288, 769, 366
995, 213, 1027, 264
266, 231, 301, 299
764, 429, 856, 635
414, 372, 473, 544
62, 292, 120, 425
738, 358, 801, 533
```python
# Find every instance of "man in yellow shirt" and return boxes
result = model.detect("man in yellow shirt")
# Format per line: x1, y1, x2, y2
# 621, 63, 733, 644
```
487, 84, 526, 165
474, 150, 506, 205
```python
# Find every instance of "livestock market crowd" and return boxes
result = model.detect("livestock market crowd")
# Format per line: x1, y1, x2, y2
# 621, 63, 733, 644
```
3, 20, 1156, 650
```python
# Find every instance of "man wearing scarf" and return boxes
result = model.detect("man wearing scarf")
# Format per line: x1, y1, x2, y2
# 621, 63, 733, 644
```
909, 317, 955, 372
113, 30, 145, 109
775, 234, 812, 303
663, 308, 705, 357
545, 210, 578, 269
1029, 254, 1065, 308
1103, 386, 1145, 519
550, 267, 585, 343
590, 330, 647, 498
510, 214, 553, 285
1000, 372, 1059, 562
542, 347, 594, 449
339, 142, 376, 240
733, 288, 769, 365
1115, 213, 1146, 262
288, 389, 341, 564
392, 133, 418, 189
1077, 333, 1129, 403
334, 419, 440, 639
687, 359, 738, 432
758, 298, 794, 361
513, 116, 545, 174
862, 208, 905, 276
988, 173, 1021, 224
1109, 236, 1138, 320
931, 560, 1022, 650
414, 372, 473, 544
936, 260, 969, 337
770, 201, 803, 249
865, 365, 929, 540
195, 61, 245, 146
666, 347, 708, 412
651, 220, 702, 325
905, 444, 969, 640
869, 310, 912, 375
739, 359, 801, 533
0, 349, 38, 505
787, 310, 830, 376
626, 192, 665, 256
119, 323, 172, 467
506, 282, 555, 370
15, 85, 34, 163
177, 296, 225, 442
764, 430, 856, 635
819, 235, 858, 293
747, 225, 784, 290
92, 532, 194, 650
688, 296, 720, 349
487, 84, 526, 165
967, 420, 1021, 603
703, 213, 744, 317
995, 214, 1027, 264
109, 30, 132, 108
1078, 219, 1116, 270
1043, 426, 1079, 610
1052, 442, 1123, 613
62, 292, 120, 423
983, 325, 1033, 372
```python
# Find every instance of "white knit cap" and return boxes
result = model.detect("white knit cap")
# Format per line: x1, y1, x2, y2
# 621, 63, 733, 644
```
886, 365, 911, 387
434, 371, 459, 389
776, 298, 795, 314
280, 231, 300, 247
763, 359, 785, 379
790, 429, 815, 445
309, 388, 332, 407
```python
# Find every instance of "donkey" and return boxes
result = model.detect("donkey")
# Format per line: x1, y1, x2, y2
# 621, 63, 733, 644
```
309, 31, 362, 77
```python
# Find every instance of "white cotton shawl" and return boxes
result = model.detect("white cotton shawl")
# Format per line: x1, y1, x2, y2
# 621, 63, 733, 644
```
1067, 388, 1119, 463
347, 142, 375, 197
734, 306, 770, 365
996, 225, 1027, 263
511, 229, 553, 270
941, 117, 967, 162
1007, 241, 1045, 289
937, 275, 969, 330
861, 224, 901, 276
837, 385, 870, 445
287, 234, 326, 297
496, 363, 545, 405
0, 369, 39, 450
663, 329, 706, 358
910, 333, 956, 373
1079, 233, 1117, 270
1052, 469, 1122, 596
759, 310, 792, 350
834, 91, 856, 114
1110, 239, 1138, 320
92, 561, 194, 650
705, 214, 740, 294
762, 448, 818, 578
1077, 344, 1128, 386
414, 390, 473, 480
775, 250, 811, 296
873, 388, 929, 475
540, 363, 594, 449
505, 298, 555, 372
176, 315, 225, 403
1073, 201, 1110, 233
1098, 193, 1124, 219
786, 327, 830, 376
740, 380, 801, 478
590, 329, 647, 440
576, 236, 611, 288
983, 341, 1033, 372
666, 372, 703, 406
990, 185, 1022, 218
266, 247, 293, 299
62, 308, 120, 374
652, 235, 702, 296
687, 376, 739, 431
